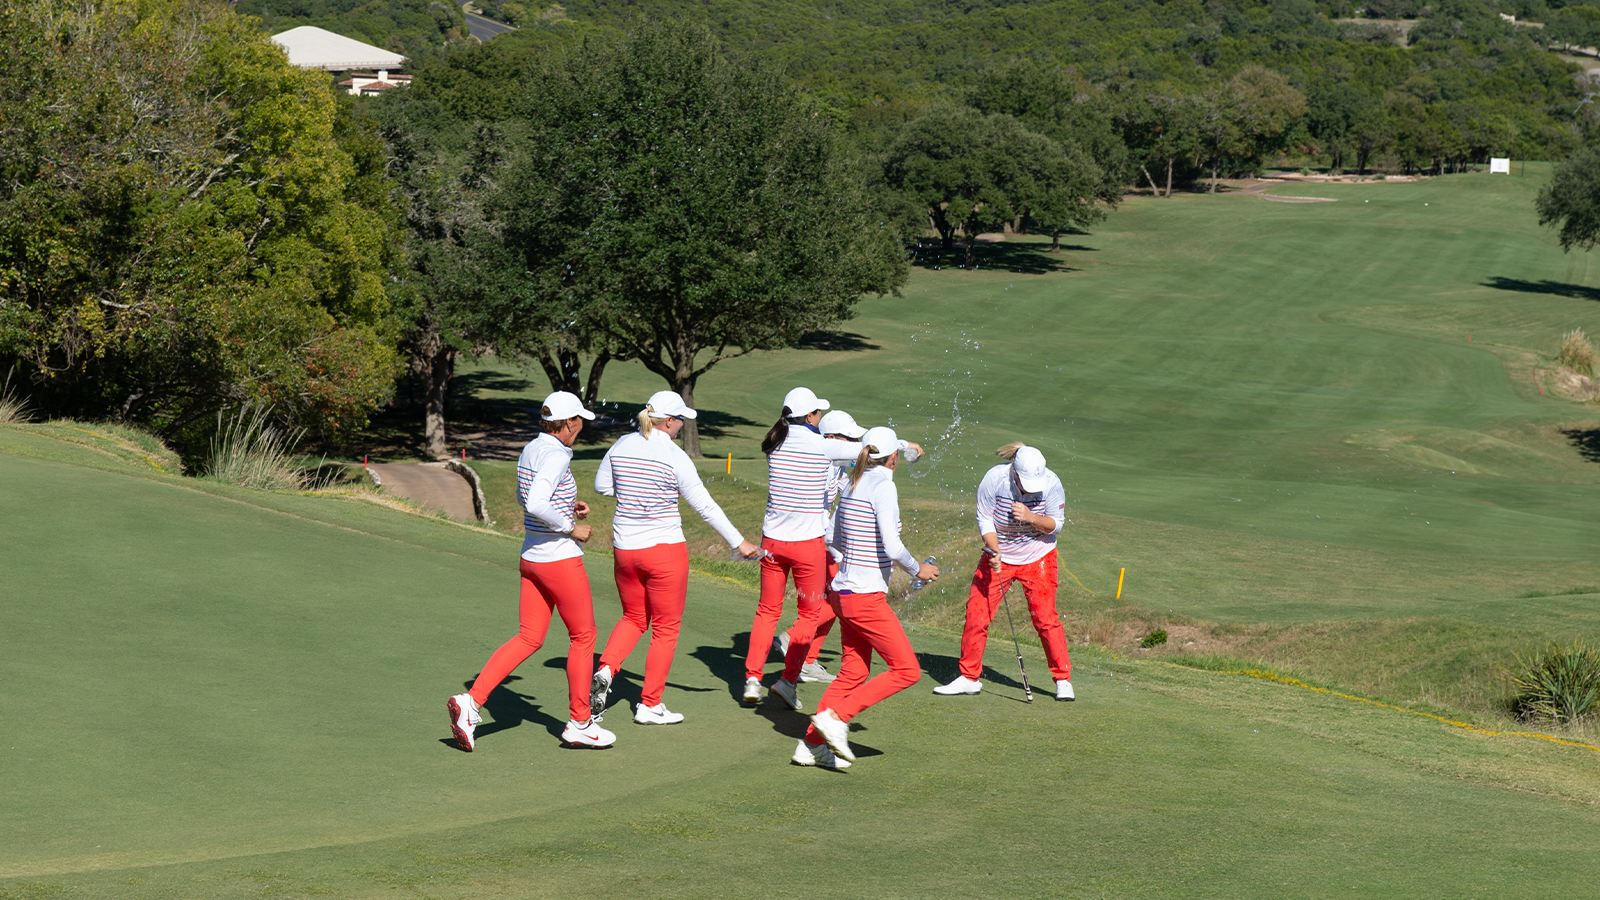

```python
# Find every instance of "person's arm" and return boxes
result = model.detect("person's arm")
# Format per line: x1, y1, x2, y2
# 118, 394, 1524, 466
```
1012, 479, 1064, 535
873, 481, 921, 576
523, 452, 575, 534
594, 445, 617, 497
673, 451, 746, 548
818, 437, 864, 462
976, 469, 1002, 569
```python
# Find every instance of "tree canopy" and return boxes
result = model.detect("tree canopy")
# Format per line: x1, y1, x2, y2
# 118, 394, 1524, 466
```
0, 0, 402, 450
495, 23, 910, 456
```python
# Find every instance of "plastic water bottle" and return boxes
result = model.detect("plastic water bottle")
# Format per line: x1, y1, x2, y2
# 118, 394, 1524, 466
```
903, 444, 920, 463
909, 556, 938, 590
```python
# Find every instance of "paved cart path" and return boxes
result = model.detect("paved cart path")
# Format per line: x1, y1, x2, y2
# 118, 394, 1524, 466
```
369, 463, 477, 521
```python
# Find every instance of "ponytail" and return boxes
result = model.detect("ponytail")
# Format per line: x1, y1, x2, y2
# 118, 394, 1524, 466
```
848, 445, 889, 491
637, 404, 664, 438
761, 406, 795, 456
995, 441, 1026, 461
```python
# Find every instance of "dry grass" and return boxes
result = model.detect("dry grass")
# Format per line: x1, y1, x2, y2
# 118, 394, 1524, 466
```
1559, 328, 1598, 377
0, 371, 31, 424
205, 404, 307, 491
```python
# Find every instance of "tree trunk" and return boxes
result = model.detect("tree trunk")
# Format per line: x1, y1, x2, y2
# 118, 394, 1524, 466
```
1051, 229, 1061, 252
1165, 159, 1174, 197
1141, 164, 1161, 196
674, 374, 703, 457
581, 350, 611, 410
422, 346, 456, 459
964, 232, 977, 268
1209, 159, 1220, 193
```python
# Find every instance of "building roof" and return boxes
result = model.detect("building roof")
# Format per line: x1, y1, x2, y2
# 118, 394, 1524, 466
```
270, 26, 408, 71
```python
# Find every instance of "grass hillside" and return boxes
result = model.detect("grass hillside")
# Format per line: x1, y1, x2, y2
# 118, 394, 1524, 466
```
451, 166, 1600, 721
9, 422, 1600, 898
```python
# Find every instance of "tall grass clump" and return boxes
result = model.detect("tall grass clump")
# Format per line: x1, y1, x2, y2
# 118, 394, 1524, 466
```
0, 370, 32, 423
1504, 641, 1600, 726
206, 404, 307, 491
1558, 328, 1597, 377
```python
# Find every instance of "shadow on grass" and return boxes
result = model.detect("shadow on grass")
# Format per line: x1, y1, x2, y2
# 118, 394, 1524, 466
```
1483, 277, 1600, 303
917, 650, 1035, 701
1563, 427, 1600, 463
909, 240, 1083, 275
798, 331, 882, 352
452, 673, 567, 749
453, 368, 542, 397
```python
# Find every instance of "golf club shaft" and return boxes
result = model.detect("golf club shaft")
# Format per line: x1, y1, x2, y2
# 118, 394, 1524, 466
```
993, 558, 1032, 702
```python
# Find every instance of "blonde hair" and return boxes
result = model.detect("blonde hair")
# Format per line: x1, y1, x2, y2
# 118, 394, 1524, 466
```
995, 441, 1026, 461
848, 444, 891, 491
636, 404, 668, 438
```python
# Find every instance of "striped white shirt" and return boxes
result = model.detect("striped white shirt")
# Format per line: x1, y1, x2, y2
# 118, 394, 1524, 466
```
829, 466, 918, 595
975, 463, 1065, 566
595, 429, 744, 550
519, 432, 583, 563
763, 426, 862, 542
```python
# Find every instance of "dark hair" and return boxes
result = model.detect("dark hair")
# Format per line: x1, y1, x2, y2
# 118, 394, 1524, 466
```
541, 408, 580, 434
761, 406, 798, 456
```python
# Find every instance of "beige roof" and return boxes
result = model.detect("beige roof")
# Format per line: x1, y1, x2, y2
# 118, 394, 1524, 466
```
270, 26, 407, 71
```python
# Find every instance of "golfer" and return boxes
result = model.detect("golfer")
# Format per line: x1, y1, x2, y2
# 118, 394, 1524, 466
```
743, 387, 867, 708
770, 409, 868, 685
590, 391, 762, 725
933, 442, 1074, 701
797, 427, 939, 768
447, 391, 615, 751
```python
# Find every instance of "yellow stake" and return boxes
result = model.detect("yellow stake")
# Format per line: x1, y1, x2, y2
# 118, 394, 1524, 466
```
726, 452, 732, 474
1116, 567, 1126, 601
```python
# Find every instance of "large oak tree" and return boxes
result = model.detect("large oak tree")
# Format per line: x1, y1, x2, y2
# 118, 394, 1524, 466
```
495, 23, 908, 456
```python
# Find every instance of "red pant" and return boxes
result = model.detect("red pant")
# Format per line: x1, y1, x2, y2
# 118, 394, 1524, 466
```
780, 554, 838, 681
958, 552, 1070, 682
745, 536, 828, 681
803, 591, 920, 745
469, 555, 597, 722
598, 542, 689, 707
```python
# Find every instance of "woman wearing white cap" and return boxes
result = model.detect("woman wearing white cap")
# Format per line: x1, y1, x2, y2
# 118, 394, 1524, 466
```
589, 391, 763, 725
797, 427, 939, 768
447, 391, 616, 750
933, 442, 1074, 701
743, 387, 870, 707
770, 408, 867, 685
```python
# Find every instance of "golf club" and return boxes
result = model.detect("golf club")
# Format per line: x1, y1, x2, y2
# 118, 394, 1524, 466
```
989, 549, 1033, 702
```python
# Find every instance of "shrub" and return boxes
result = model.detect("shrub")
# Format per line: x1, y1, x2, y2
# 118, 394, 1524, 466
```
1141, 628, 1169, 648
1558, 328, 1597, 377
205, 404, 307, 491
1503, 640, 1600, 725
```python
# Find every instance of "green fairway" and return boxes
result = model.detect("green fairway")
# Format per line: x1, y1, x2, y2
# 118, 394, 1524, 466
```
13, 169, 1600, 896
9, 426, 1600, 897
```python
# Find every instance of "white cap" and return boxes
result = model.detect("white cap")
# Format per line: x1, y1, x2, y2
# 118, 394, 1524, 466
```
861, 426, 899, 460
1012, 445, 1048, 493
541, 390, 595, 421
818, 410, 866, 439
782, 386, 830, 418
644, 390, 696, 420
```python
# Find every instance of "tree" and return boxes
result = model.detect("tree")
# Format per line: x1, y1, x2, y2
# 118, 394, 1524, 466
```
495, 23, 908, 457
1116, 85, 1201, 198
0, 0, 402, 451
1537, 147, 1600, 252
881, 106, 1104, 265
1194, 67, 1308, 191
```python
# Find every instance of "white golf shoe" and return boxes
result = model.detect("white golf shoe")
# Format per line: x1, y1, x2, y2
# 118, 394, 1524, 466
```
742, 677, 763, 704
791, 738, 850, 769
798, 661, 836, 684
809, 708, 855, 761
633, 702, 685, 725
447, 693, 482, 751
769, 676, 803, 711
772, 631, 791, 658
933, 676, 983, 695
1055, 680, 1075, 701
561, 718, 616, 748
590, 665, 613, 717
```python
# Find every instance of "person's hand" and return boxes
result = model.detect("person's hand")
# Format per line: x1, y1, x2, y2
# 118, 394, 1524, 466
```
574, 501, 591, 519
1011, 500, 1033, 524
736, 540, 762, 559
916, 562, 940, 583
986, 549, 1002, 572
570, 522, 593, 543
906, 441, 925, 457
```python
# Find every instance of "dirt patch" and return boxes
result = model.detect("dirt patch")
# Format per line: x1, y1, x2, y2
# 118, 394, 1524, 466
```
1550, 366, 1600, 403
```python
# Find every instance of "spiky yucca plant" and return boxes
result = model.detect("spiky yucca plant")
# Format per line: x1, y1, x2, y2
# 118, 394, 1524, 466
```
1504, 640, 1600, 725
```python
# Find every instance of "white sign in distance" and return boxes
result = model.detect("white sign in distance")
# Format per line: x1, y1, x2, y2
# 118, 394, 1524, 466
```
1490, 157, 1511, 174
